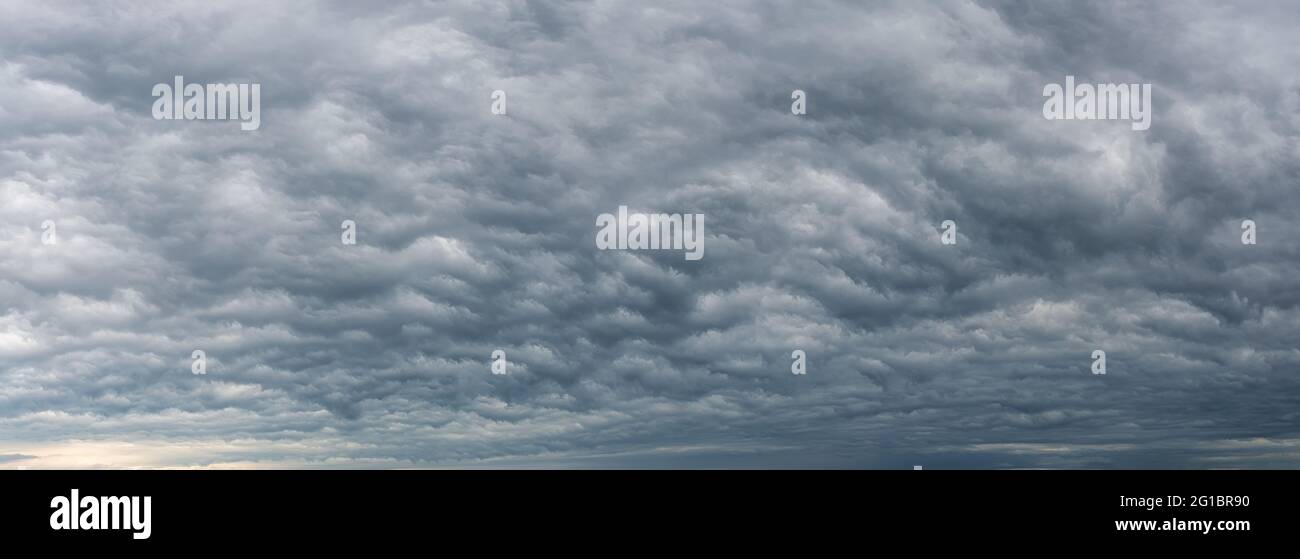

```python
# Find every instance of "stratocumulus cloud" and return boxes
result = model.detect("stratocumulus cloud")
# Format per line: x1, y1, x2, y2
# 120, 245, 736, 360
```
1, 0, 1298, 469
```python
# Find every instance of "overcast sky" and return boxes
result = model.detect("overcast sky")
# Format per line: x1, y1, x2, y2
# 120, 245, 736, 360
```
1, 0, 1298, 468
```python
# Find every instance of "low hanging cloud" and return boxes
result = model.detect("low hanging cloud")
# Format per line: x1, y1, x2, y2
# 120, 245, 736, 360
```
1, 0, 1298, 468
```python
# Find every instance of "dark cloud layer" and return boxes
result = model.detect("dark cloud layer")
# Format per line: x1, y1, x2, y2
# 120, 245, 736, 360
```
1, 0, 1298, 468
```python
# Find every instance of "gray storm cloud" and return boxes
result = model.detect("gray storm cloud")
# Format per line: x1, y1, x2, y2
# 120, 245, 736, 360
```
0, 0, 1298, 468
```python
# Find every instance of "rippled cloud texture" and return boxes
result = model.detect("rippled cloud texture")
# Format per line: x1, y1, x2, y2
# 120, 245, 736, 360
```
1, 0, 1298, 468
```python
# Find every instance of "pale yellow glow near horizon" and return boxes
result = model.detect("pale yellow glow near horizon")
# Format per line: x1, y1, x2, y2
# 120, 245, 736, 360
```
0, 439, 342, 469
